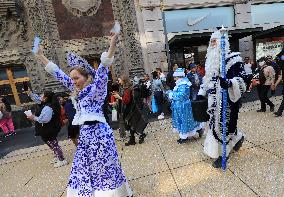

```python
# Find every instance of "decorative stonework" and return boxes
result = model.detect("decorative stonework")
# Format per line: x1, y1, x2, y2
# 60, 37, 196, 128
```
0, 0, 145, 96
62, 0, 101, 17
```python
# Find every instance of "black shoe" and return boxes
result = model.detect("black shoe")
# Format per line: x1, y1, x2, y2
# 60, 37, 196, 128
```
274, 112, 282, 117
233, 136, 244, 152
139, 133, 147, 144
125, 138, 136, 146
212, 156, 229, 168
197, 129, 204, 138
257, 109, 266, 112
177, 138, 188, 144
270, 105, 275, 112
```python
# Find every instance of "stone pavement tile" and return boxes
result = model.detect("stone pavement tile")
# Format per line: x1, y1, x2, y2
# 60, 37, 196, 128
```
238, 112, 284, 146
120, 139, 169, 180
129, 170, 181, 197
1, 150, 72, 197
228, 147, 284, 196
154, 128, 207, 170
260, 140, 284, 159
172, 161, 257, 197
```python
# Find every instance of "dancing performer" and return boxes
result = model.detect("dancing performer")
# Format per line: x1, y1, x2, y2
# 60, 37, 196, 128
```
35, 34, 132, 196
168, 68, 204, 144
197, 29, 246, 168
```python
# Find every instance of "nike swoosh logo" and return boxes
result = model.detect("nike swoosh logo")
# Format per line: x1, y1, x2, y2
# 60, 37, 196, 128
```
188, 13, 210, 26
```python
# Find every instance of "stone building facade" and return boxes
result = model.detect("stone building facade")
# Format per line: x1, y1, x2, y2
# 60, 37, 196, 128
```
0, 0, 145, 107
135, 0, 284, 70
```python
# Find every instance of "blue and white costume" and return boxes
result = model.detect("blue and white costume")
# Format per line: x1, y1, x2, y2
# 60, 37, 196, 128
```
45, 52, 132, 197
169, 68, 203, 139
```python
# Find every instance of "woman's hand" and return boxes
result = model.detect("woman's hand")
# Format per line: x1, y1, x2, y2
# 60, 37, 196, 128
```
113, 93, 121, 100
27, 115, 35, 121
34, 45, 49, 66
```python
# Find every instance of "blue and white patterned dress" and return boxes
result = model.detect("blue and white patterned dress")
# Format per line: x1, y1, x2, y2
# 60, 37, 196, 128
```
45, 52, 132, 197
169, 78, 202, 139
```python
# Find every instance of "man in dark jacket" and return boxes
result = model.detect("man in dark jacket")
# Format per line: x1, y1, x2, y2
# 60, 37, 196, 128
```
166, 64, 178, 90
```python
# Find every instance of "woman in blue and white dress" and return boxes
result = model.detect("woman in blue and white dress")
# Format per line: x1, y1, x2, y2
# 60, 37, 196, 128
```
168, 68, 204, 144
35, 34, 132, 197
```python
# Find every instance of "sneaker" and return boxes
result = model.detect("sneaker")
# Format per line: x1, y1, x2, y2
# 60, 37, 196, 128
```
54, 159, 68, 168
177, 138, 188, 144
158, 114, 164, 120
50, 157, 59, 164
256, 109, 266, 113
274, 112, 282, 117
139, 133, 147, 144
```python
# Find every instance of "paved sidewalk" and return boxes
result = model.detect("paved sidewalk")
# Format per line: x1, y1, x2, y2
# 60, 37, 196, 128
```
0, 98, 284, 197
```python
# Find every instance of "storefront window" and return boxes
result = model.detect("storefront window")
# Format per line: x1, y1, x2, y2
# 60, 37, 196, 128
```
0, 65, 32, 106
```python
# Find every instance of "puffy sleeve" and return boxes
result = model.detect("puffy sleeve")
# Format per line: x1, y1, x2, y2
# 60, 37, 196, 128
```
88, 52, 113, 100
45, 62, 74, 91
34, 106, 53, 123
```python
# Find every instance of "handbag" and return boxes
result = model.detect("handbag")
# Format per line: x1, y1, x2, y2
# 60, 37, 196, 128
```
112, 107, 118, 122
151, 96, 158, 113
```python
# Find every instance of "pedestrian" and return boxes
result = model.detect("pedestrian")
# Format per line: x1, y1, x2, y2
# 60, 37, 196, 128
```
166, 64, 178, 90
196, 62, 205, 77
273, 48, 284, 117
140, 74, 152, 111
0, 97, 15, 137
113, 75, 147, 145
35, 33, 133, 196
152, 70, 165, 120
243, 57, 253, 92
256, 57, 275, 112
187, 63, 203, 101
266, 55, 280, 95
57, 95, 68, 128
27, 90, 68, 168
156, 67, 166, 82
168, 68, 204, 144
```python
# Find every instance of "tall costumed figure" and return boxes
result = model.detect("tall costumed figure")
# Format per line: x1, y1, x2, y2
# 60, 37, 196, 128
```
34, 21, 133, 196
197, 27, 247, 169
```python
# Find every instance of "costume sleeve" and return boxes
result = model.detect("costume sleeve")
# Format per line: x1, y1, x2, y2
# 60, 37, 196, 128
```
34, 106, 53, 123
228, 62, 247, 102
28, 92, 41, 104
88, 52, 113, 100
122, 89, 132, 104
45, 62, 74, 91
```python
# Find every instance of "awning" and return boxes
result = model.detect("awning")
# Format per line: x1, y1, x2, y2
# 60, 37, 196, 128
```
169, 27, 263, 47
253, 25, 284, 39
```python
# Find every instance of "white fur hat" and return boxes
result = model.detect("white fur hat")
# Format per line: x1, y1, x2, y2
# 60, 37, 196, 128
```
173, 68, 185, 77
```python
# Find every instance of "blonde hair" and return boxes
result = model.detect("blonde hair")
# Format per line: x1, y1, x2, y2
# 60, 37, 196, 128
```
120, 75, 132, 90
70, 67, 93, 96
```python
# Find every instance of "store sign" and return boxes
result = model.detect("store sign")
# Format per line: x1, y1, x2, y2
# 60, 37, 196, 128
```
256, 42, 284, 60
251, 3, 284, 25
164, 6, 234, 33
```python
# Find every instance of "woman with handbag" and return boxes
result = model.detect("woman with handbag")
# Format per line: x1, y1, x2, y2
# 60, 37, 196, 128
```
113, 75, 147, 146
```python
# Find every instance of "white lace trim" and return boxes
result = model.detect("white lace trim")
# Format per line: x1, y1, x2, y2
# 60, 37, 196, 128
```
67, 181, 133, 197
45, 61, 59, 74
101, 52, 114, 67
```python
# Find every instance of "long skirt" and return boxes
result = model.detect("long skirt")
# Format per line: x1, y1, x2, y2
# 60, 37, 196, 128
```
67, 123, 132, 197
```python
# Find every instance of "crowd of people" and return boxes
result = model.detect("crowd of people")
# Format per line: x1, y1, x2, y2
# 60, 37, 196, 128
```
0, 25, 284, 196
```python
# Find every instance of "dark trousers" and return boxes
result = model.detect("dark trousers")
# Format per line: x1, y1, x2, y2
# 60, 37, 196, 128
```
228, 100, 240, 134
154, 91, 164, 115
276, 93, 284, 115
257, 85, 274, 110
245, 74, 253, 91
